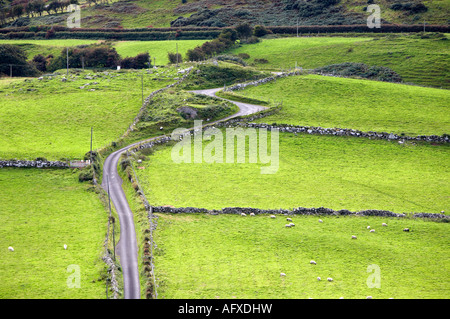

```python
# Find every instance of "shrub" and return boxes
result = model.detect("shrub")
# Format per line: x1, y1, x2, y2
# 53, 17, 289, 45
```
0, 44, 39, 77
238, 53, 250, 59
216, 55, 247, 66
254, 58, 269, 64
168, 52, 183, 64
253, 25, 269, 37
314, 62, 402, 82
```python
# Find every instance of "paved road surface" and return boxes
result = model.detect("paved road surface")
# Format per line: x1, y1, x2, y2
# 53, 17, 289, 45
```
101, 87, 267, 299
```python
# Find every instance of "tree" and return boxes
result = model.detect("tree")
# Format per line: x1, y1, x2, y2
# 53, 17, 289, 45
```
235, 23, 252, 40
32, 54, 47, 72
168, 52, 182, 64
0, 44, 40, 77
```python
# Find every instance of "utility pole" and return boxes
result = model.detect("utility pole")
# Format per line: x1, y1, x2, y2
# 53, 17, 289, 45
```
9, 64, 12, 77
423, 20, 426, 33
66, 47, 69, 76
176, 43, 179, 67
81, 56, 84, 70
297, 18, 299, 37
141, 74, 144, 107
90, 127, 93, 163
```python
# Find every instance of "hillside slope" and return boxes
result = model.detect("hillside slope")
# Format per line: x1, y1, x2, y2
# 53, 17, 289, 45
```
1, 0, 448, 29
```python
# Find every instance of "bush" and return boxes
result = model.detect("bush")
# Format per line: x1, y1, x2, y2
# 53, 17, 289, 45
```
314, 62, 402, 82
168, 52, 183, 64
253, 25, 269, 37
0, 44, 39, 77
254, 58, 269, 64
238, 53, 250, 59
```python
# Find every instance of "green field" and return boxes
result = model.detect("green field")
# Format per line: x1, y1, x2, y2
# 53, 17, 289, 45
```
113, 40, 208, 65
0, 39, 102, 59
220, 74, 450, 136
0, 168, 107, 299
0, 69, 178, 160
0, 39, 207, 65
228, 36, 450, 88
135, 132, 449, 214
153, 213, 449, 299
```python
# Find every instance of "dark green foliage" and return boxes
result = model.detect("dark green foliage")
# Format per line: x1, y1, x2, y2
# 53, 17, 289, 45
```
48, 44, 121, 71
216, 54, 247, 66
0, 44, 39, 76
121, 52, 151, 69
31, 54, 47, 72
314, 62, 402, 83
168, 52, 183, 64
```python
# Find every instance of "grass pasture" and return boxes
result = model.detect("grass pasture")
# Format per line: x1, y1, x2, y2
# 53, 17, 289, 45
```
228, 36, 450, 88
220, 74, 450, 136
135, 132, 449, 214
153, 213, 449, 299
0, 69, 178, 160
0, 168, 107, 299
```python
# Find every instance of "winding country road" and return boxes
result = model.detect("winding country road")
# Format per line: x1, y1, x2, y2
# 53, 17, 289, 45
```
101, 87, 267, 299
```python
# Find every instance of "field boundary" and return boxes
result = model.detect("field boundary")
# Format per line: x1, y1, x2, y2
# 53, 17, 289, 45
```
151, 206, 449, 220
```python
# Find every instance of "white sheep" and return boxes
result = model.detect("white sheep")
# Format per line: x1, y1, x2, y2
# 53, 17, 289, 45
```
310, 260, 317, 265
327, 278, 333, 282
240, 213, 247, 217
64, 244, 68, 250
270, 215, 276, 219
289, 223, 295, 227
286, 218, 293, 222
403, 228, 410, 232
367, 296, 373, 299
285, 224, 292, 228
317, 277, 321, 281
352, 235, 357, 239
382, 223, 388, 227
370, 229, 375, 233
367, 226, 371, 230
250, 213, 255, 216
280, 273, 286, 277
8, 246, 14, 252
318, 219, 323, 223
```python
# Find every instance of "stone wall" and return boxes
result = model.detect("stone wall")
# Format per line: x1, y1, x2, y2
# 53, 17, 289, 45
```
0, 159, 69, 168
151, 206, 448, 219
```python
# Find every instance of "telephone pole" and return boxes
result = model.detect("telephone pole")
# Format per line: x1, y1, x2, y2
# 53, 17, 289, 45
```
66, 47, 69, 76
176, 43, 179, 67
297, 18, 299, 37
9, 64, 12, 77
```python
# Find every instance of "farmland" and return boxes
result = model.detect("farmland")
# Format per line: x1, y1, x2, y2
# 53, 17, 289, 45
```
227, 36, 450, 88
153, 213, 448, 299
0, 68, 178, 160
220, 74, 450, 136
0, 168, 108, 299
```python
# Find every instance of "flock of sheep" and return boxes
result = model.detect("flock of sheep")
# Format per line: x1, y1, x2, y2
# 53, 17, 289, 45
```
238, 212, 412, 299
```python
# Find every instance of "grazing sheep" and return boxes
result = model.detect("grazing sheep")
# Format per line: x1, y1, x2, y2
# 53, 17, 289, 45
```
310, 260, 317, 265
318, 219, 323, 223
339, 297, 344, 299
370, 229, 375, 233
241, 213, 246, 217
250, 213, 255, 216
367, 226, 371, 230
403, 228, 410, 232
317, 277, 321, 281
382, 223, 388, 227
327, 278, 333, 282
286, 218, 292, 222
270, 215, 276, 219
289, 223, 295, 227
367, 296, 373, 299
64, 244, 68, 250
280, 273, 286, 277
285, 224, 292, 228
352, 235, 357, 239
8, 246, 14, 252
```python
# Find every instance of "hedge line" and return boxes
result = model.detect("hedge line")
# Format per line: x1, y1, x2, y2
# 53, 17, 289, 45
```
0, 31, 222, 40
267, 24, 449, 33
0, 26, 223, 34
